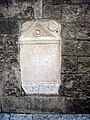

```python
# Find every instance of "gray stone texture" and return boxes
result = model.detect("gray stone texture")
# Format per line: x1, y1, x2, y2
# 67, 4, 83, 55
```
62, 40, 77, 55
62, 74, 90, 97
62, 4, 90, 23
0, 0, 90, 114
62, 56, 77, 73
0, 34, 18, 52
0, 113, 90, 120
76, 23, 90, 40
0, 1, 35, 19
62, 40, 90, 56
62, 24, 76, 39
44, 0, 62, 5
0, 34, 21, 97
2, 96, 90, 114
78, 57, 90, 73
2, 96, 66, 113
44, 5, 62, 19
0, 20, 19, 34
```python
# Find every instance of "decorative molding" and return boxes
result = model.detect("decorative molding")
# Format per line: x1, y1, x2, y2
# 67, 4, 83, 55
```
48, 20, 59, 31
19, 20, 61, 41
22, 82, 60, 95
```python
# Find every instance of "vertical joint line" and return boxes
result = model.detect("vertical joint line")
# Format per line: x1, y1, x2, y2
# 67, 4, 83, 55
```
40, 0, 43, 18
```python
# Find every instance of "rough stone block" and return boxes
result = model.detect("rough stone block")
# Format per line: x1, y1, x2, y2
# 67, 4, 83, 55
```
62, 23, 90, 40
2, 96, 66, 113
3, 62, 21, 96
51, 5, 62, 19
65, 97, 90, 114
62, 40, 77, 55
62, 74, 79, 90
0, 0, 6, 6
0, 35, 4, 52
2, 37, 20, 97
4, 52, 18, 65
44, 5, 61, 19
77, 41, 90, 56
62, 40, 90, 56
0, 53, 4, 64
16, 5, 34, 19
44, 0, 62, 5
0, 81, 2, 113
0, 19, 19, 34
15, 0, 40, 5
0, 0, 44, 19
76, 23, 90, 40
0, 13, 4, 20
0, 4, 34, 20
78, 57, 90, 73
62, 56, 77, 73
62, 24, 76, 39
61, 74, 90, 97
0, 34, 19, 71
43, 5, 52, 18
0, 0, 12, 7
62, 4, 90, 22
0, 35, 18, 53
2, 96, 90, 113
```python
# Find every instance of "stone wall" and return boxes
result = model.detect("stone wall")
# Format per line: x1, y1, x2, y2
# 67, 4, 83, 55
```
0, 0, 90, 113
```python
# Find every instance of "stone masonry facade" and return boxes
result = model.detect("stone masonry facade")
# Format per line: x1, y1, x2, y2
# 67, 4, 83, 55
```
0, 0, 90, 113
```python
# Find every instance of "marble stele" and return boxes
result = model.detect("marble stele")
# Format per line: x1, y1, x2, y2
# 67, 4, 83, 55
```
19, 19, 61, 94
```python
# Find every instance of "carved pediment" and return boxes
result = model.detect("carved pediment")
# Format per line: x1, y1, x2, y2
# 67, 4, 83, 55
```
19, 20, 61, 41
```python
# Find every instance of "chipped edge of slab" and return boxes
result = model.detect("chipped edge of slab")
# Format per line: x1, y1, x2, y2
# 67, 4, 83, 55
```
22, 82, 60, 95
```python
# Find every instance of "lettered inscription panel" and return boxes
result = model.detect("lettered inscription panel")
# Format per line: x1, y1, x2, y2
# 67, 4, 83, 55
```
19, 20, 61, 94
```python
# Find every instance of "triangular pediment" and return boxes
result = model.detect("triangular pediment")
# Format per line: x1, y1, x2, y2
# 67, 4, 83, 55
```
20, 21, 56, 39
19, 20, 61, 41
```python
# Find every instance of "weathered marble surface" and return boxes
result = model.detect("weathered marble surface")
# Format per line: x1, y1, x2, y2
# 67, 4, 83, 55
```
19, 20, 61, 94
